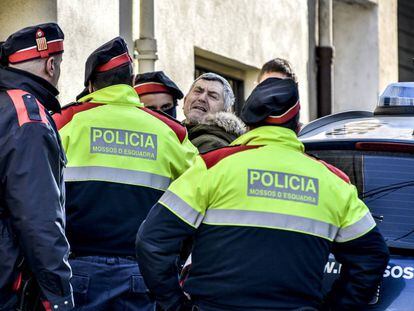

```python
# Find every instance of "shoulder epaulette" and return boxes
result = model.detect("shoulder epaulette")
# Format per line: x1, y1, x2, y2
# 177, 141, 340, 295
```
306, 154, 350, 183
7, 89, 47, 126
140, 107, 187, 143
201, 145, 261, 169
53, 101, 102, 130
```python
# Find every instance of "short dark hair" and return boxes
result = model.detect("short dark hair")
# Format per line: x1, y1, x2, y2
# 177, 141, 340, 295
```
91, 63, 133, 90
258, 58, 297, 83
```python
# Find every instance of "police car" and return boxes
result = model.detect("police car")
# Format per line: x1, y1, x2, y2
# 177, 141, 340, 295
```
299, 82, 414, 310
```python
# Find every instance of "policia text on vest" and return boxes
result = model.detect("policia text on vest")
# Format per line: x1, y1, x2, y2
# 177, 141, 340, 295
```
248, 168, 319, 205
90, 127, 157, 159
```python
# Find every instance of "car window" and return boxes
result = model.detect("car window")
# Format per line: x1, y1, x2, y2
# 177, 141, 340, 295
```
363, 154, 414, 249
308, 150, 414, 250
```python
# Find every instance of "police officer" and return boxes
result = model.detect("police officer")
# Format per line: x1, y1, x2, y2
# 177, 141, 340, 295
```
0, 24, 73, 310
134, 71, 183, 117
136, 77, 390, 311
52, 37, 197, 311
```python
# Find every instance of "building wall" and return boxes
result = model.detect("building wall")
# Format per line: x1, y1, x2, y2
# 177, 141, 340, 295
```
57, 0, 120, 104
333, 0, 398, 113
378, 0, 398, 91
150, 0, 310, 121
0, 0, 57, 39
1, 0, 399, 120
0, 0, 120, 105
333, 0, 379, 112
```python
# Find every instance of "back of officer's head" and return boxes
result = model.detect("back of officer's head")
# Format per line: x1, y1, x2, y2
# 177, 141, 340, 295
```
258, 58, 297, 84
240, 77, 300, 133
0, 23, 64, 87
84, 37, 133, 92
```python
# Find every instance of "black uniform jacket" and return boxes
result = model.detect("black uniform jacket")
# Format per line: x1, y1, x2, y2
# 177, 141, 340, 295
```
0, 66, 73, 310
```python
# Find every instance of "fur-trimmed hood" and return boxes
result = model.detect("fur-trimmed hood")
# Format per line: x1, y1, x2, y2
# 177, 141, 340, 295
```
186, 112, 247, 153
199, 111, 246, 137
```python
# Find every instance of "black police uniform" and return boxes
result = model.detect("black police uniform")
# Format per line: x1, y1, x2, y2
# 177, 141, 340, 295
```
0, 24, 73, 311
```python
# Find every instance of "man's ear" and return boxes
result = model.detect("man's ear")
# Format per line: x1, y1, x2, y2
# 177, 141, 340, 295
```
45, 56, 55, 78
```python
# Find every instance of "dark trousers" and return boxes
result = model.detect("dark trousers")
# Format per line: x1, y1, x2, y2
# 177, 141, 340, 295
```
70, 256, 155, 311
192, 301, 319, 311
0, 295, 16, 311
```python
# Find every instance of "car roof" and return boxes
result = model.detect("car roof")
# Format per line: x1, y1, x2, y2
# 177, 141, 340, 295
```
299, 111, 414, 144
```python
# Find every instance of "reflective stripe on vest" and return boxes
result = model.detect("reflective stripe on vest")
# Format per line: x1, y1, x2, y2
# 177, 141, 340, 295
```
161, 188, 375, 241
335, 212, 376, 242
203, 209, 375, 242
203, 209, 338, 241
159, 190, 204, 228
64, 166, 171, 191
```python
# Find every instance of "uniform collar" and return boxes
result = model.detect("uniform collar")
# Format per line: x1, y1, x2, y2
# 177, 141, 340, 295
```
231, 126, 305, 153
0, 66, 61, 113
78, 84, 143, 107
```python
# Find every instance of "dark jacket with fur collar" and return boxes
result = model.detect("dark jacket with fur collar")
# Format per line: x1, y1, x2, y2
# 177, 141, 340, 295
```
186, 112, 246, 153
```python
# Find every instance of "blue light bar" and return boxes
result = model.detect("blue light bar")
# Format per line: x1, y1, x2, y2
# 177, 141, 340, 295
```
379, 82, 414, 107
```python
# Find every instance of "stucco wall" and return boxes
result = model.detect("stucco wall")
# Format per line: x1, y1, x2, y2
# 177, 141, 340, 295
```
149, 0, 310, 121
333, 0, 398, 113
57, 0, 120, 105
378, 0, 398, 93
1, 0, 398, 119
0, 0, 57, 40
333, 0, 379, 112
0, 0, 120, 105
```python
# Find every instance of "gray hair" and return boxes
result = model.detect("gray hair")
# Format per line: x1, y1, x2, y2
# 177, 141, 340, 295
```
189, 72, 235, 111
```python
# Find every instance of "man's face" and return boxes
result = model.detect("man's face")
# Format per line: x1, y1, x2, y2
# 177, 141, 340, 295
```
140, 93, 174, 112
183, 79, 225, 123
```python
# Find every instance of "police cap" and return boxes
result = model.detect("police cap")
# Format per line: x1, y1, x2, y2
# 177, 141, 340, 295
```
240, 77, 300, 126
134, 71, 184, 100
84, 36, 132, 86
0, 23, 64, 65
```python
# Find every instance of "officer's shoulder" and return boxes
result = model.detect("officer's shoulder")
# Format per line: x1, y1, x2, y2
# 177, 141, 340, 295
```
306, 154, 350, 183
53, 101, 102, 130
4, 89, 48, 127
200, 144, 261, 169
140, 107, 187, 143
